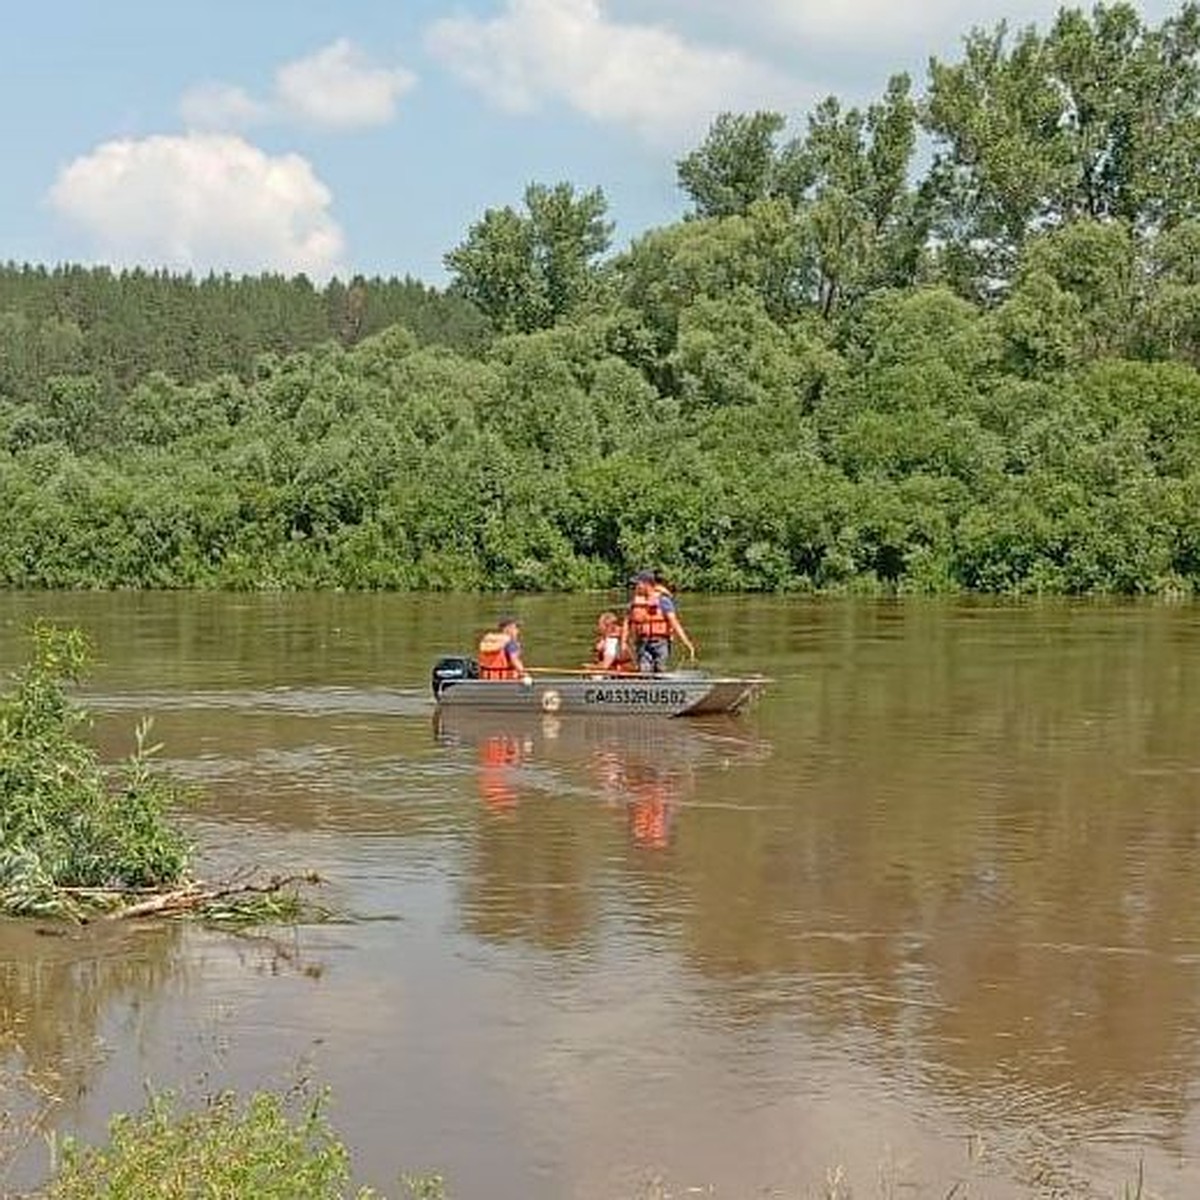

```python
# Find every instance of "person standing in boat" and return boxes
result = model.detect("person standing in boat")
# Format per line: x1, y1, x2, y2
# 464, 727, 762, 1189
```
622, 572, 696, 674
478, 616, 532, 684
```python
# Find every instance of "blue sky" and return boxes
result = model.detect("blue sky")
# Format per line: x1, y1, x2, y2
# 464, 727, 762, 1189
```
3, 0, 1180, 285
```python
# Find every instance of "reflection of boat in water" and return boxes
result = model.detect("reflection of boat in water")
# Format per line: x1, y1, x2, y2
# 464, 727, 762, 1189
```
434, 708, 771, 766
430, 657, 768, 717
436, 709, 771, 846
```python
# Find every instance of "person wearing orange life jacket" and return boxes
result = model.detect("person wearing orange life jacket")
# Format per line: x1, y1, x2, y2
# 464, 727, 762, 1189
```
621, 571, 696, 674
477, 616, 532, 685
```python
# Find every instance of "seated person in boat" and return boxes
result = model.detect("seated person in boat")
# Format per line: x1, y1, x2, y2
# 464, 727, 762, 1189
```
477, 616, 532, 684
621, 572, 696, 674
591, 611, 632, 673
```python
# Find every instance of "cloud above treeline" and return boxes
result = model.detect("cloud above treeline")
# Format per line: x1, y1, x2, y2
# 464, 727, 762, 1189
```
48, 7, 818, 280
180, 37, 417, 131
48, 36, 417, 280
747, 0, 1045, 46
48, 134, 346, 280
426, 0, 811, 144
422, 0, 1169, 143
45, 1, 1182, 282
620, 0, 1171, 57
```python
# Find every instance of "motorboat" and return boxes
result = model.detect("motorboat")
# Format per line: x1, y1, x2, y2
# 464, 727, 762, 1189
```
430, 656, 767, 717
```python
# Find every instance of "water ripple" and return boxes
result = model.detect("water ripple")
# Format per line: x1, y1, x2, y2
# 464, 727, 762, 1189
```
83, 686, 433, 718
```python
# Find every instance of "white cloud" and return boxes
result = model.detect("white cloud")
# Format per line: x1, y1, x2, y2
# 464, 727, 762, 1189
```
48, 134, 346, 279
620, 0, 1181, 61
275, 38, 416, 129
178, 39, 416, 133
426, 0, 809, 145
179, 81, 269, 131
745, 0, 1059, 50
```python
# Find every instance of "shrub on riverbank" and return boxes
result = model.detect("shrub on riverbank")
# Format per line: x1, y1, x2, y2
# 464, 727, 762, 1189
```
0, 623, 188, 918
0, 622, 316, 922
38, 1087, 412, 1200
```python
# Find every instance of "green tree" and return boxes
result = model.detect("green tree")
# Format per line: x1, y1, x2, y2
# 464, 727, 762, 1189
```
677, 111, 787, 218
779, 74, 925, 317
1140, 220, 1200, 364
615, 198, 805, 385
925, 3, 1200, 293
995, 271, 1086, 377
445, 182, 613, 333
1016, 220, 1137, 358
669, 288, 823, 413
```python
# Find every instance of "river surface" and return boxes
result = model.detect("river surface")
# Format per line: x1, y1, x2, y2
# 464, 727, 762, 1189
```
1, 593, 1199, 1198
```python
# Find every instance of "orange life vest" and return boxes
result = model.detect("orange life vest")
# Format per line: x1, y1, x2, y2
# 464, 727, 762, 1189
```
628, 586, 672, 641
478, 630, 519, 680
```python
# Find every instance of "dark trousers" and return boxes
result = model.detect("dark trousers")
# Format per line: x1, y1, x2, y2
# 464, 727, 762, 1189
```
636, 638, 671, 673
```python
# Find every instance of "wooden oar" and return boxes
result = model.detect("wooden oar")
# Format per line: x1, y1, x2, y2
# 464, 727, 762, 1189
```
525, 664, 703, 678
525, 666, 637, 678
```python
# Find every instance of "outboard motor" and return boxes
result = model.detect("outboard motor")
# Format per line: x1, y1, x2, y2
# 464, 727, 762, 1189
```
431, 655, 479, 699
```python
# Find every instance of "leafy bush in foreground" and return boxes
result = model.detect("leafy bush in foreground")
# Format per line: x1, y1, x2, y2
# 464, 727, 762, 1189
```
38, 1088, 396, 1200
0, 622, 189, 917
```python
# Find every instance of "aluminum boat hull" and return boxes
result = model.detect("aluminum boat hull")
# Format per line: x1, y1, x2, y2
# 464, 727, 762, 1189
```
434, 672, 766, 717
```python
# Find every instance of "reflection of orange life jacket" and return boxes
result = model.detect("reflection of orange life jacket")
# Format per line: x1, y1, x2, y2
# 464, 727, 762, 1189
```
478, 631, 519, 680
628, 587, 672, 641
479, 735, 520, 812
630, 787, 672, 849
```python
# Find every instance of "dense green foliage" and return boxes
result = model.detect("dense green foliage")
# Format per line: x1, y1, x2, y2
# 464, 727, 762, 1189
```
0, 265, 487, 402
38, 1088, 400, 1199
444, 183, 612, 334
0, 623, 188, 916
5, 3, 1200, 594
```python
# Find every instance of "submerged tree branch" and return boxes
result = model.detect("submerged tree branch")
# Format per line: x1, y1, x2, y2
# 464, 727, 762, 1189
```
100, 872, 324, 922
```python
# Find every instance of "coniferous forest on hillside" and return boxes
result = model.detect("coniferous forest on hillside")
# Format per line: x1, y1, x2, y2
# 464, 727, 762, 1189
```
5, 3, 1200, 594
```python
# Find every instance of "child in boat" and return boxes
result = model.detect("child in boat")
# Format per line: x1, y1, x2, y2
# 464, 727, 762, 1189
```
592, 611, 631, 672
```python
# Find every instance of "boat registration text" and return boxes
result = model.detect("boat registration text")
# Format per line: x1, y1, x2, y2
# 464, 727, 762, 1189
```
583, 686, 689, 706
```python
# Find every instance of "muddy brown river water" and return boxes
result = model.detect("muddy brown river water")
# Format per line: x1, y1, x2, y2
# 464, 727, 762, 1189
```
1, 592, 1199, 1197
